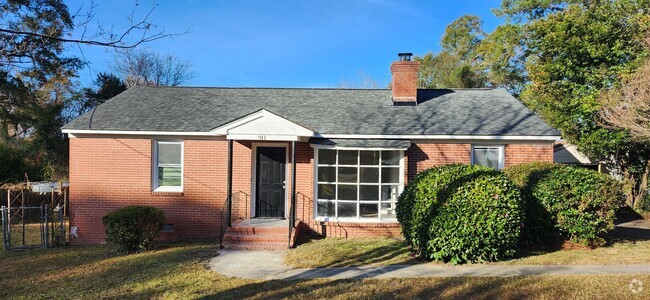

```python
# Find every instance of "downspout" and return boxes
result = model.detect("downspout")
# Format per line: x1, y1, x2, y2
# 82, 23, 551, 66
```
288, 140, 297, 248
226, 140, 233, 228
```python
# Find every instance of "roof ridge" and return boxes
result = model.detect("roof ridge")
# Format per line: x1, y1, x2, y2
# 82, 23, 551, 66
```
133, 86, 391, 91
417, 88, 495, 91
133, 86, 498, 92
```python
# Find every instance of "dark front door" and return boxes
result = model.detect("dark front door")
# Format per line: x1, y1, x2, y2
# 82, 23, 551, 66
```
255, 147, 286, 218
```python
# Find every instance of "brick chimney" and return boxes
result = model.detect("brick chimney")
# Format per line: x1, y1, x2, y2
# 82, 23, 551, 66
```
390, 53, 420, 105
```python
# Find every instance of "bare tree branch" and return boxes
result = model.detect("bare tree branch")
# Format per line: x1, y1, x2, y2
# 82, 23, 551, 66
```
113, 49, 196, 87
0, 1, 188, 52
600, 57, 650, 141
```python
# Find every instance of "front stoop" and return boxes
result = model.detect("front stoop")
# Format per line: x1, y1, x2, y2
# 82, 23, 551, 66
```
222, 219, 291, 250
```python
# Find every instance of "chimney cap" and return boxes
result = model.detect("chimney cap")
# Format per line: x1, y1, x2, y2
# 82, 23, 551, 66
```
397, 53, 413, 61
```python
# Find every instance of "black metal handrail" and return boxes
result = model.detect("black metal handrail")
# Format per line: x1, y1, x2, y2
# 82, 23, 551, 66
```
232, 191, 250, 220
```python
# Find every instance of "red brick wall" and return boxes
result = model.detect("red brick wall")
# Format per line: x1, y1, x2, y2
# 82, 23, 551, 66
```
69, 137, 227, 244
405, 143, 554, 179
505, 144, 554, 167
406, 143, 471, 180
69, 138, 554, 244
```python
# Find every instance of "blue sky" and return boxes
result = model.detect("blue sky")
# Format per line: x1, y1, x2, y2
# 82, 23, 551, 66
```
65, 0, 504, 88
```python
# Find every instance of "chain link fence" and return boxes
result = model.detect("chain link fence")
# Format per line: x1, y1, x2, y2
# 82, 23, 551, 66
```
1, 205, 67, 250
1, 185, 69, 250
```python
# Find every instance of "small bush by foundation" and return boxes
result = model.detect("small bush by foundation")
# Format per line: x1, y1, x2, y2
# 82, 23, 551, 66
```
102, 205, 166, 253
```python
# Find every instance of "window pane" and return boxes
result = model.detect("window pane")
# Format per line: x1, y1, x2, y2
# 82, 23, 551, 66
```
158, 143, 181, 165
339, 150, 358, 165
381, 167, 400, 183
381, 202, 397, 219
337, 202, 356, 217
360, 185, 379, 201
158, 166, 181, 186
318, 184, 335, 200
359, 167, 379, 183
317, 201, 335, 217
381, 151, 400, 166
381, 185, 399, 201
338, 167, 357, 183
360, 151, 380, 165
474, 148, 500, 169
318, 167, 336, 182
338, 185, 357, 200
318, 149, 336, 165
360, 203, 378, 218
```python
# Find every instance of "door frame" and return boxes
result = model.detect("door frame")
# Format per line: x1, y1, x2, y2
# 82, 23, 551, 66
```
250, 143, 289, 218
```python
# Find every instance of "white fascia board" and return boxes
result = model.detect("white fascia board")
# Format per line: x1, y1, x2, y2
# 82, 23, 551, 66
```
61, 129, 216, 136
315, 134, 561, 141
226, 134, 301, 141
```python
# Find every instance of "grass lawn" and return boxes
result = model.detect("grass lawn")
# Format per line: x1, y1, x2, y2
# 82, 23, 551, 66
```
286, 235, 650, 268
1, 243, 649, 299
285, 237, 417, 268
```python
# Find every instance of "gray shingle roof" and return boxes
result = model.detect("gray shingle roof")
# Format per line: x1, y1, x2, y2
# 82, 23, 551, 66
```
62, 86, 559, 137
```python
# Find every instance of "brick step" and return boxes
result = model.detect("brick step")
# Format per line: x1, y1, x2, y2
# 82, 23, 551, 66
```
227, 226, 290, 235
223, 233, 289, 243
222, 241, 288, 250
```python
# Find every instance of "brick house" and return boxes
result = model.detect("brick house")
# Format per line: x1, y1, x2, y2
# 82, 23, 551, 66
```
61, 53, 559, 249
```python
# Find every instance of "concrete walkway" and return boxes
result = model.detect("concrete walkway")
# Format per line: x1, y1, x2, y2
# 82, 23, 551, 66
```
615, 220, 650, 238
207, 250, 650, 280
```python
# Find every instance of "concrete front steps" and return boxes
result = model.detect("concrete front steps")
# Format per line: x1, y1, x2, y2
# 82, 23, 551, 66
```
222, 219, 291, 250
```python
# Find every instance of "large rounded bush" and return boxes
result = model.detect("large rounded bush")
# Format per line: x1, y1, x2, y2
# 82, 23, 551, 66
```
102, 205, 166, 253
397, 164, 524, 264
504, 162, 624, 246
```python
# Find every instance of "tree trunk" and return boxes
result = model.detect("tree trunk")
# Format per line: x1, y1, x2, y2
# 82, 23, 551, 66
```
624, 161, 650, 209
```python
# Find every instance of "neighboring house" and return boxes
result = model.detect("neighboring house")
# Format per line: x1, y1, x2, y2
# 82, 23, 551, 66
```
61, 53, 560, 248
553, 140, 603, 172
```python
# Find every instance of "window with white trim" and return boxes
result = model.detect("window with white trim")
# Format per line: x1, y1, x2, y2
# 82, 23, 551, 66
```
316, 149, 403, 221
153, 141, 183, 192
471, 145, 504, 170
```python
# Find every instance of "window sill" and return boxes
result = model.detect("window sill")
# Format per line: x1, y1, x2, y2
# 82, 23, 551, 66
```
151, 191, 184, 197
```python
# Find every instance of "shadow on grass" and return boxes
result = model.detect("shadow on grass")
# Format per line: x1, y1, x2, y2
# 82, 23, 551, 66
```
0, 242, 218, 299
287, 238, 421, 268
197, 277, 510, 300
321, 240, 418, 268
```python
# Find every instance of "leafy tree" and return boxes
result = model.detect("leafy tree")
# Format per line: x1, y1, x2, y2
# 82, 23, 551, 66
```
496, 0, 650, 208
62, 73, 127, 122
416, 52, 486, 89
475, 24, 527, 95
441, 15, 484, 60
415, 15, 526, 94
416, 16, 487, 89
84, 73, 128, 110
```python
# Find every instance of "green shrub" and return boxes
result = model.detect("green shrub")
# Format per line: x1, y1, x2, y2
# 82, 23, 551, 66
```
102, 206, 166, 253
397, 164, 523, 264
502, 162, 560, 245
504, 163, 624, 246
